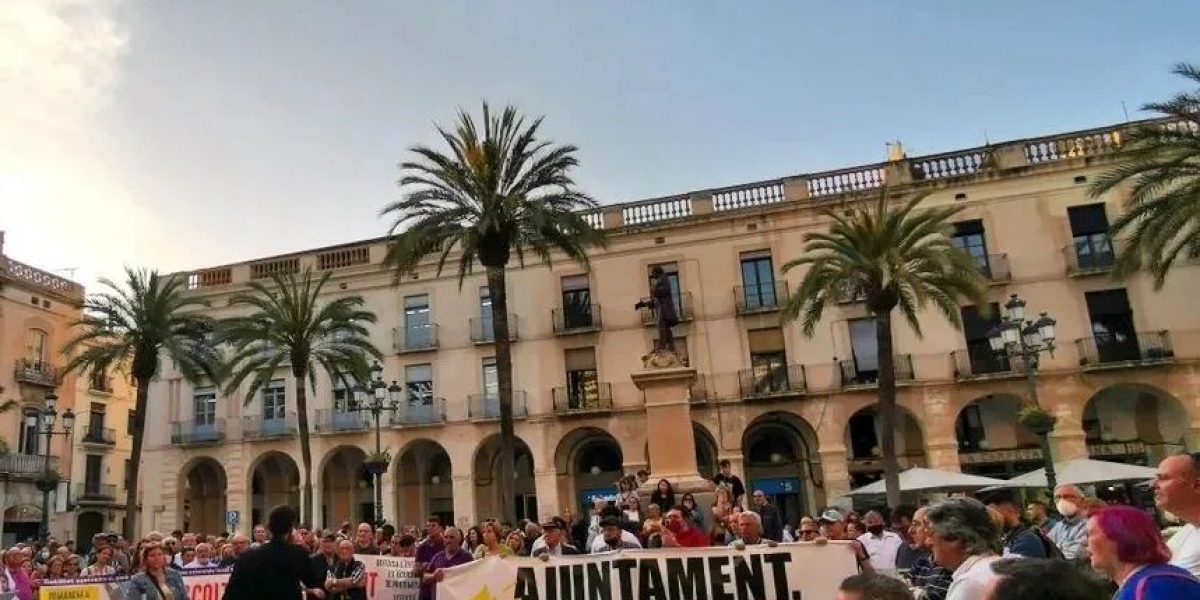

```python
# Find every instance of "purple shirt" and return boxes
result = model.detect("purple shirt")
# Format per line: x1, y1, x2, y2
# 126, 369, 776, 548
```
422, 549, 472, 600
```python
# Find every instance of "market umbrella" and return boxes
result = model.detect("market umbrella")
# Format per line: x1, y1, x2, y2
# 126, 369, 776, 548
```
844, 467, 1009, 496
989, 458, 1158, 488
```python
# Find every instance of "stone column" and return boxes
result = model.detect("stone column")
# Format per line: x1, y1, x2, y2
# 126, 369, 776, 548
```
925, 440, 962, 473
451, 474, 475, 529
310, 482, 323, 531
631, 364, 714, 506
380, 470, 397, 527
533, 468, 560, 519
818, 446, 851, 507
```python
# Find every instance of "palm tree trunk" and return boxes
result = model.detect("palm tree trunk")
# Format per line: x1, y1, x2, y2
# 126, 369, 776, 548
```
487, 267, 517, 524
875, 311, 902, 509
123, 377, 150, 541
294, 373, 314, 526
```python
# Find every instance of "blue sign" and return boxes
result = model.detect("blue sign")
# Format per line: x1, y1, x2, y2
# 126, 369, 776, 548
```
579, 486, 618, 508
226, 510, 240, 525
751, 477, 803, 495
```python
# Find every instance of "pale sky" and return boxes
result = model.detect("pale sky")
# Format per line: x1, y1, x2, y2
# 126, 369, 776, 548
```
3, 0, 1197, 287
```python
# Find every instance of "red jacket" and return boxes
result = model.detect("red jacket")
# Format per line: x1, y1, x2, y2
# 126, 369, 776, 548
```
673, 526, 710, 548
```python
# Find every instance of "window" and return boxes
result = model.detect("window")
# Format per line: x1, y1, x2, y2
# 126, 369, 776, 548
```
951, 221, 991, 275
1068, 204, 1114, 270
848, 413, 879, 458
87, 403, 105, 440
847, 318, 880, 384
740, 252, 776, 309
564, 347, 598, 408
956, 405, 987, 451
479, 288, 494, 341
482, 358, 498, 400
1085, 289, 1137, 362
193, 386, 217, 425
25, 329, 48, 365
748, 328, 787, 393
85, 455, 102, 493
332, 375, 358, 412
404, 295, 432, 348
19, 410, 39, 455
89, 369, 109, 392
648, 262, 683, 316
262, 380, 286, 421
561, 276, 593, 329
960, 304, 1007, 375
405, 364, 433, 407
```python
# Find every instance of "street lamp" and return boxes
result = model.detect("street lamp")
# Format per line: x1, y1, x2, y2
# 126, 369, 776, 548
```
31, 391, 75, 543
988, 293, 1060, 490
353, 361, 401, 527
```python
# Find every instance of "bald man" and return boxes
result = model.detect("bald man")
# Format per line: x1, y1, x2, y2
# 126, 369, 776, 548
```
1047, 484, 1088, 562
1156, 453, 1200, 577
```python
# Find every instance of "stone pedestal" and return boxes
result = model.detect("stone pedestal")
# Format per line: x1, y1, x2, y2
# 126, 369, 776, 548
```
631, 364, 715, 512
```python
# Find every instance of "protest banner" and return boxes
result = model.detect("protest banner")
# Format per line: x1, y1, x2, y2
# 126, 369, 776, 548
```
437, 542, 858, 600
359, 555, 418, 600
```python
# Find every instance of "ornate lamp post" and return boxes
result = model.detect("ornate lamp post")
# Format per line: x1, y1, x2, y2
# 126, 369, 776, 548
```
353, 361, 401, 527
31, 391, 75, 543
988, 293, 1060, 490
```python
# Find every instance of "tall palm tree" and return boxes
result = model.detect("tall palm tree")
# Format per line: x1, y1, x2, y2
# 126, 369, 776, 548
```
781, 190, 988, 506
62, 268, 221, 541
1091, 63, 1200, 288
381, 103, 604, 523
217, 270, 381, 526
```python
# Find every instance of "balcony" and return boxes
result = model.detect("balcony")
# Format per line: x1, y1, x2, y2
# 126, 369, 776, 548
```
392, 325, 439, 354
80, 427, 117, 447
74, 483, 117, 503
14, 359, 57, 387
0, 454, 58, 477
738, 364, 807, 398
1063, 237, 1117, 276
735, 282, 788, 315
552, 383, 613, 415
979, 254, 1011, 284
552, 305, 602, 335
951, 350, 1024, 380
638, 292, 694, 326
88, 374, 114, 394
1076, 331, 1174, 369
468, 391, 528, 421
171, 419, 224, 446
390, 398, 446, 426
243, 413, 298, 440
839, 355, 915, 387
470, 315, 519, 344
834, 281, 866, 305
314, 408, 369, 434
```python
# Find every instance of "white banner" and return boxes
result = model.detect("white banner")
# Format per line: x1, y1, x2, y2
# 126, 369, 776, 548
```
437, 543, 858, 600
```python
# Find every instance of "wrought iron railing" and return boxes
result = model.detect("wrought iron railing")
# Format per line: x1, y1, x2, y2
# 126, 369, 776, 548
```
552, 305, 602, 334
738, 364, 806, 397
735, 282, 788, 314
1076, 331, 1174, 367
552, 383, 613, 414
467, 391, 528, 420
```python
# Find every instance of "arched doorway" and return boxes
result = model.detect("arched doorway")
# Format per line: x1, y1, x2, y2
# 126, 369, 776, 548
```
180, 458, 227, 535
742, 412, 820, 525
844, 405, 927, 489
2, 505, 41, 546
955, 394, 1043, 478
1083, 384, 1189, 466
473, 436, 536, 521
321, 447, 372, 527
250, 452, 301, 528
396, 440, 453, 526
76, 512, 105, 555
555, 428, 624, 515
693, 423, 718, 480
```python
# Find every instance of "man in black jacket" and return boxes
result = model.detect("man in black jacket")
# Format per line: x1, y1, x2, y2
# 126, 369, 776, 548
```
751, 489, 784, 542
224, 505, 327, 600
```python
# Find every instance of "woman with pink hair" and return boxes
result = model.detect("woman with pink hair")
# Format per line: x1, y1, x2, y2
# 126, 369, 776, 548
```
1087, 505, 1200, 599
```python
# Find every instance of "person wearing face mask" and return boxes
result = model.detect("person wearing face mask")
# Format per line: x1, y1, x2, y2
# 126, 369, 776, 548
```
1047, 484, 1089, 564
660, 507, 710, 548
856, 510, 904, 572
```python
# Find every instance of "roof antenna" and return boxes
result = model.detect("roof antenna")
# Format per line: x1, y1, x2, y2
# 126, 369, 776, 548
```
984, 129, 991, 146
1121, 101, 1130, 122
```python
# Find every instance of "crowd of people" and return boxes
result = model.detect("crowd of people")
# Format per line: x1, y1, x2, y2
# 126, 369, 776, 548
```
4, 453, 1198, 600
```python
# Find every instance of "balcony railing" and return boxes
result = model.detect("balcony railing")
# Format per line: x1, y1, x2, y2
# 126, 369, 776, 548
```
735, 281, 789, 314
74, 483, 117, 502
839, 355, 915, 387
639, 292, 694, 326
171, 419, 224, 446
468, 391, 528, 420
738, 364, 807, 398
1063, 236, 1117, 275
951, 350, 1022, 380
0, 454, 58, 476
390, 397, 446, 426
552, 383, 613, 414
81, 427, 116, 446
89, 374, 113, 394
314, 408, 369, 433
470, 315, 519, 344
14, 359, 57, 387
552, 305, 602, 334
392, 324, 439, 353
1076, 331, 1174, 368
834, 281, 866, 305
243, 413, 298, 440
979, 254, 1011, 283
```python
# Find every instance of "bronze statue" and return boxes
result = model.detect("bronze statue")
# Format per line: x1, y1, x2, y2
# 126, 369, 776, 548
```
634, 266, 678, 353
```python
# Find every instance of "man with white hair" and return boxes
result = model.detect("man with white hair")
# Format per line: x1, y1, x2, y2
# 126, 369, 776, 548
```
730, 511, 777, 548
1155, 452, 1200, 577
1046, 484, 1088, 562
184, 542, 216, 569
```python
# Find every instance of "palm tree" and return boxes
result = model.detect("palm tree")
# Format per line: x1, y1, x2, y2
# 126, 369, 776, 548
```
1090, 63, 1200, 288
781, 190, 988, 507
217, 270, 381, 526
62, 268, 221, 541
381, 103, 604, 523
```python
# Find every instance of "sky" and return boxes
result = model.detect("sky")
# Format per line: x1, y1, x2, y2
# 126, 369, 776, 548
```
2, 0, 1198, 287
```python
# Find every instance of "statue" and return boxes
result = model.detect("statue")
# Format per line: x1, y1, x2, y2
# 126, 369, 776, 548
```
635, 266, 682, 368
